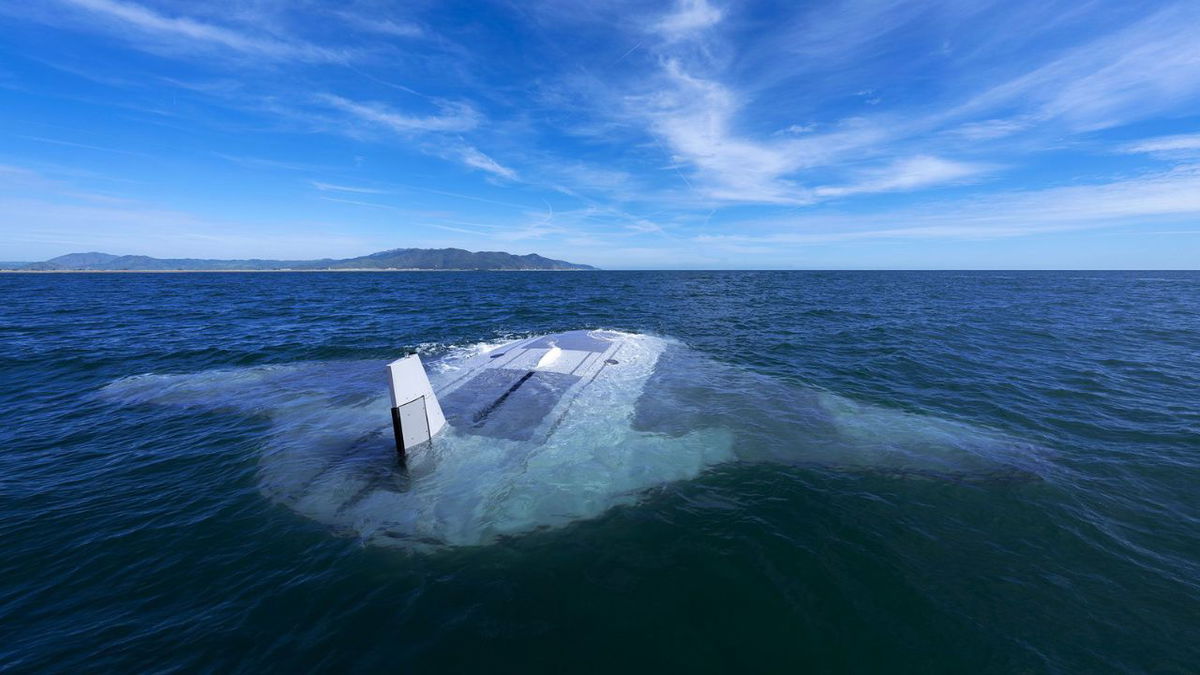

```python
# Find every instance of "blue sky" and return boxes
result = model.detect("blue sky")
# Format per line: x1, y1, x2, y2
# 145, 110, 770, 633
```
1, 0, 1199, 269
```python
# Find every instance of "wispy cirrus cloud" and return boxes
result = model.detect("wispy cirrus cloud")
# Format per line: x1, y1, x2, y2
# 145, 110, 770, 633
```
5, 0, 1200, 266
628, 54, 964, 204
312, 95, 515, 179
17, 134, 150, 157
50, 0, 351, 63
214, 154, 338, 173
615, 1, 1000, 205
635, 59, 807, 203
310, 181, 388, 194
316, 95, 479, 133
949, 3, 1200, 131
945, 118, 1031, 142
1121, 134, 1200, 157
814, 156, 994, 199
455, 146, 518, 180
695, 165, 1200, 246
317, 196, 399, 211
604, 0, 1200, 214
331, 11, 423, 39
654, 0, 723, 42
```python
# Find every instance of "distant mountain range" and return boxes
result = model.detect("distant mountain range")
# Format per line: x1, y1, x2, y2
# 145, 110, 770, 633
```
6, 248, 596, 271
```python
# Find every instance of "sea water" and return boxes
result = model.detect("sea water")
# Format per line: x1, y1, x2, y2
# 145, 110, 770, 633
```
1, 271, 1197, 672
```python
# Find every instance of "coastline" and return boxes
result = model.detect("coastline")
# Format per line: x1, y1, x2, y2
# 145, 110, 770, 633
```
0, 268, 595, 273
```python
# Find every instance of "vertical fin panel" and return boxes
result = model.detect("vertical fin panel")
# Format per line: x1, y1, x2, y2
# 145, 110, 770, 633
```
386, 355, 446, 456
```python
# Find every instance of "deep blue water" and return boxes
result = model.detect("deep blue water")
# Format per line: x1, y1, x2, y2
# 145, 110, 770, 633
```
1, 271, 1197, 673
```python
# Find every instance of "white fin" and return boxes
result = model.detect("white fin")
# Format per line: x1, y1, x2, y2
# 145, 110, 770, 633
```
386, 355, 446, 453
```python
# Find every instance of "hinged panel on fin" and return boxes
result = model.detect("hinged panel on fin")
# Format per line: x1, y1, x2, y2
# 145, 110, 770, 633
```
386, 355, 446, 458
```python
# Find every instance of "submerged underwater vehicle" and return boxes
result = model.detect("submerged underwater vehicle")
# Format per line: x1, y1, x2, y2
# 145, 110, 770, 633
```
101, 329, 1049, 549
386, 330, 643, 462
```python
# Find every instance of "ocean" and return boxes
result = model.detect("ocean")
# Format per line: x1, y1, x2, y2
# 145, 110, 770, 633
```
1, 271, 1197, 673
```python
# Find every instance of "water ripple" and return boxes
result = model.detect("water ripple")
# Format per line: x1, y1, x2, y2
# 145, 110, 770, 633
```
1, 271, 1197, 672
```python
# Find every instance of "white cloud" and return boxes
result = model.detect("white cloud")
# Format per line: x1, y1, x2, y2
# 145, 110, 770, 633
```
214, 154, 334, 172
625, 220, 664, 234
618, 0, 1200, 209
310, 181, 389, 194
1122, 134, 1200, 156
695, 165, 1200, 246
778, 123, 816, 135
632, 60, 910, 204
318, 196, 399, 210
55, 0, 349, 63
947, 118, 1030, 141
209, 96, 502, 181
952, 3, 1200, 131
815, 156, 993, 198
17, 135, 150, 157
654, 0, 723, 41
333, 12, 423, 38
636, 60, 808, 203
457, 147, 518, 180
9, 0, 1200, 267
317, 95, 480, 133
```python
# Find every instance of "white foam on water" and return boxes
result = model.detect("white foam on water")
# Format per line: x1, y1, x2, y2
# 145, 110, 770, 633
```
633, 342, 1052, 480
100, 334, 735, 550
806, 391, 1048, 476
99, 331, 1050, 550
